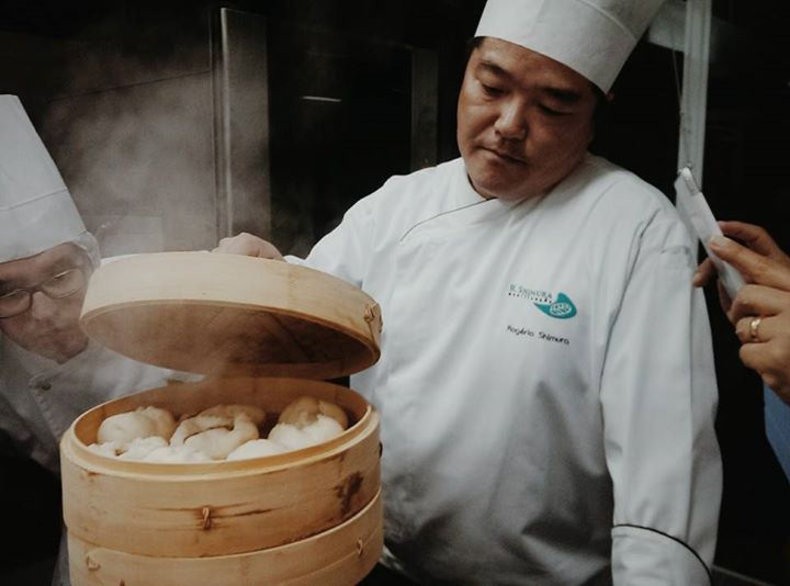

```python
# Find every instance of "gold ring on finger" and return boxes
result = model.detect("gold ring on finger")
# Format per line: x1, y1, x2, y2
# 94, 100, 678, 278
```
749, 316, 762, 342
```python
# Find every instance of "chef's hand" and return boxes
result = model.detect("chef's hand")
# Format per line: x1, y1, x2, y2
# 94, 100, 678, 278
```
693, 221, 790, 404
213, 232, 285, 261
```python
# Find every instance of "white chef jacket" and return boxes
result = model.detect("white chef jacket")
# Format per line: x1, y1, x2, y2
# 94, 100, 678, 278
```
0, 337, 182, 475
0, 333, 191, 586
293, 154, 722, 584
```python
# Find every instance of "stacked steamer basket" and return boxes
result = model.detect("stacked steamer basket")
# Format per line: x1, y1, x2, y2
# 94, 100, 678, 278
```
59, 252, 383, 586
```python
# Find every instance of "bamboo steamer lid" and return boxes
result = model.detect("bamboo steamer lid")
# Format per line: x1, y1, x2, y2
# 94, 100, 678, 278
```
80, 251, 382, 380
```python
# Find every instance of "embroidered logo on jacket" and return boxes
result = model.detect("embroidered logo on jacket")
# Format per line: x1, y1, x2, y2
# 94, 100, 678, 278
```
534, 292, 577, 319
507, 285, 578, 319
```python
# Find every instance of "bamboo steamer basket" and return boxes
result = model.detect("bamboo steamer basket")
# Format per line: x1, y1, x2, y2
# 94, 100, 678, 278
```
60, 252, 384, 586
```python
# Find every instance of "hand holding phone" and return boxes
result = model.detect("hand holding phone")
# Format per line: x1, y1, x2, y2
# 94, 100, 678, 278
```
674, 167, 745, 299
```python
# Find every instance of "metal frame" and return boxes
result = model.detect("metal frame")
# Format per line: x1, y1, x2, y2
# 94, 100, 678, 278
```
649, 0, 713, 185
212, 7, 272, 240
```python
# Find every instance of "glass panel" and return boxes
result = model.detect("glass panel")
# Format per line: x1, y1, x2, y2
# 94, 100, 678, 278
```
266, 22, 413, 255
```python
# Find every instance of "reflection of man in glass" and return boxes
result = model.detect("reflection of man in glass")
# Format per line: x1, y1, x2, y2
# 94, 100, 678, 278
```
0, 95, 181, 585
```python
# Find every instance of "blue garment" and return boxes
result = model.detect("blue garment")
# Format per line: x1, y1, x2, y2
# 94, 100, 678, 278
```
764, 385, 790, 482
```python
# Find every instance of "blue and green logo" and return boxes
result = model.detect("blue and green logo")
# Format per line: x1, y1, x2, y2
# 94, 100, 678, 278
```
533, 292, 577, 319
507, 285, 578, 320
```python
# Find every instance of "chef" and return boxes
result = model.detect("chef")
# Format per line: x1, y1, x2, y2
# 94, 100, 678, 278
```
0, 95, 187, 585
215, 0, 723, 583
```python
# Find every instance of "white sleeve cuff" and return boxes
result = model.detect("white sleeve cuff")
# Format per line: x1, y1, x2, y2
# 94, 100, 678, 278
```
612, 525, 712, 585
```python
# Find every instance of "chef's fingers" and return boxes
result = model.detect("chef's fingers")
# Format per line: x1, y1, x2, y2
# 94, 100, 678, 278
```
715, 279, 733, 314
692, 257, 717, 287
728, 284, 790, 324
709, 236, 790, 291
691, 257, 733, 312
734, 314, 774, 345
718, 221, 790, 266
212, 232, 285, 260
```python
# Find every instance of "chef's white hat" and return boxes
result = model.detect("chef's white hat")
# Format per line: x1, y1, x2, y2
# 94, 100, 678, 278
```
475, 0, 667, 92
0, 95, 89, 263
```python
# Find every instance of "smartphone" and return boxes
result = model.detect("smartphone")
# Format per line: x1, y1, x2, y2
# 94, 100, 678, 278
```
674, 166, 745, 299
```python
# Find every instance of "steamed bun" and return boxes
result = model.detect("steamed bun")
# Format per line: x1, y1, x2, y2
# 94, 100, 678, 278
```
142, 444, 212, 463
118, 436, 169, 461
278, 396, 348, 430
198, 404, 266, 425
183, 414, 260, 460
268, 415, 344, 451
226, 438, 286, 461
97, 406, 176, 447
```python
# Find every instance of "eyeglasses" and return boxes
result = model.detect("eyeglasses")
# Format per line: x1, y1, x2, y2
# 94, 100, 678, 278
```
0, 268, 87, 319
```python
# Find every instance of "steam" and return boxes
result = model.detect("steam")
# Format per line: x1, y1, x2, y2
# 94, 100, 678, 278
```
37, 11, 217, 258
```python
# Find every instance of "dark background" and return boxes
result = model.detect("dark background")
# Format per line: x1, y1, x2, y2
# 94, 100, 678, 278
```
1, 1, 788, 583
